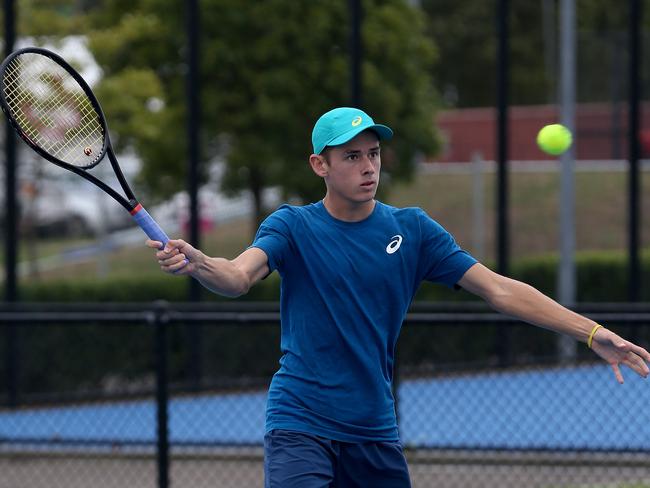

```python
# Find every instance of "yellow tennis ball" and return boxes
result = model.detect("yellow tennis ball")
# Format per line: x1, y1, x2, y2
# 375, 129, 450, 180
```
536, 124, 572, 156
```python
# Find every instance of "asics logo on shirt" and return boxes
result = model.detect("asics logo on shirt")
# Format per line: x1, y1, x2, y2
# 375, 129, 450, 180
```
386, 235, 403, 254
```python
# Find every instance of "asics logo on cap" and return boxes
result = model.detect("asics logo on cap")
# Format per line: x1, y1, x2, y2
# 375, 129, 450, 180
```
352, 116, 362, 127
386, 235, 403, 254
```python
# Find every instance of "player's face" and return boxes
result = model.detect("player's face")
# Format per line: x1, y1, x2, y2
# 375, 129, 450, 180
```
321, 130, 381, 204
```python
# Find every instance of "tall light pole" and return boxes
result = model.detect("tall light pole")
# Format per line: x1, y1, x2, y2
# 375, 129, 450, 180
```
185, 0, 203, 390
557, 0, 577, 360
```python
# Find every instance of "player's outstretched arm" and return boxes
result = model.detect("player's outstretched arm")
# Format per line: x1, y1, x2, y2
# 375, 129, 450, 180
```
458, 263, 650, 383
146, 239, 269, 298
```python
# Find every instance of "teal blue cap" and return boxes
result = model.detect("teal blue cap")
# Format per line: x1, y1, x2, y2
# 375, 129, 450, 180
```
311, 107, 393, 155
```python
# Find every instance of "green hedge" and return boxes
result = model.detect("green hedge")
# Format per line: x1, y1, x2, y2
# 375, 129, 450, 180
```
415, 250, 650, 302
5, 250, 649, 303
9, 272, 281, 302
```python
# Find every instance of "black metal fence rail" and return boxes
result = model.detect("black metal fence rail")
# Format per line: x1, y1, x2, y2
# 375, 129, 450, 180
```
5, 300, 650, 322
2, 302, 650, 488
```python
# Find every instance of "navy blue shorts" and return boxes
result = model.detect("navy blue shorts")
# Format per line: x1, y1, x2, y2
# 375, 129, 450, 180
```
264, 429, 411, 488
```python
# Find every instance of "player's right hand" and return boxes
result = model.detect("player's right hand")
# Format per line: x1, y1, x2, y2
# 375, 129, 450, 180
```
146, 238, 199, 275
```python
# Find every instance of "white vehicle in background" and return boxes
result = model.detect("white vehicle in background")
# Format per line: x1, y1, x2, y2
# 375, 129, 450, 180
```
20, 182, 132, 238
7, 145, 138, 238
149, 160, 282, 235
151, 187, 277, 230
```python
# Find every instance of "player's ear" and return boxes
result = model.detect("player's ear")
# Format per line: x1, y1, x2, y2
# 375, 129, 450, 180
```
309, 154, 329, 177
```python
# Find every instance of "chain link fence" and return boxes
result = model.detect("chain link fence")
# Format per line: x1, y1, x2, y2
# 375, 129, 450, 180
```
1, 303, 649, 488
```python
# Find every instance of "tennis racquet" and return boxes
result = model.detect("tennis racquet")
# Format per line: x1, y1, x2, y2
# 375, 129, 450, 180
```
0, 47, 169, 247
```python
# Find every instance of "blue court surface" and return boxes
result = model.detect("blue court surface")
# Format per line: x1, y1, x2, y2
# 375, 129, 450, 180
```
1, 364, 648, 450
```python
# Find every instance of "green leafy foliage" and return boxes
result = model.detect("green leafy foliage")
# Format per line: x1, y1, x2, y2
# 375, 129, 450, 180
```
421, 0, 650, 108
15, 0, 92, 37
81, 0, 440, 227
421, 0, 554, 107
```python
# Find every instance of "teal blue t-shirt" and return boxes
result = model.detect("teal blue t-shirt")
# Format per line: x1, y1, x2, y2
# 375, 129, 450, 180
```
251, 200, 477, 442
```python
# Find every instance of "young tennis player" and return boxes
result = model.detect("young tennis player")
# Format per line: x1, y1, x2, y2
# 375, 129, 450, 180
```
147, 107, 650, 487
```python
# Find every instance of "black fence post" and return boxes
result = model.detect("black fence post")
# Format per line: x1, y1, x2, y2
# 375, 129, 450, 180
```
185, 0, 203, 392
4, 0, 19, 409
4, 323, 18, 407
496, 0, 512, 368
349, 0, 363, 108
627, 0, 642, 305
152, 301, 170, 488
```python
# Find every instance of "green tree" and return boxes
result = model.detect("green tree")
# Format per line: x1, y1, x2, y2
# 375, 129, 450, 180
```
8, 0, 93, 38
421, 0, 552, 108
421, 0, 649, 109
86, 0, 440, 233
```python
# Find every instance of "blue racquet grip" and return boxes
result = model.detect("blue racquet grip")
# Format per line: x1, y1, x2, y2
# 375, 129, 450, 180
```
131, 204, 169, 249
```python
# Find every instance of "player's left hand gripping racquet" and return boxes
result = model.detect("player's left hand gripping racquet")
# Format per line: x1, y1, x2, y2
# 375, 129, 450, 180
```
0, 47, 169, 248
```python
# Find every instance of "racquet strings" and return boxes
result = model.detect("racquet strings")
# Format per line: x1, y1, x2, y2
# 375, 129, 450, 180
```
2, 52, 105, 168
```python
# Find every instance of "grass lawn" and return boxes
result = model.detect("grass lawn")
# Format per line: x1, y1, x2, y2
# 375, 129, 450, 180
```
4, 164, 650, 283
389, 166, 650, 263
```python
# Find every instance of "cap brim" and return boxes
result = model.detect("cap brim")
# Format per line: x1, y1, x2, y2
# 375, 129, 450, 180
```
323, 123, 393, 152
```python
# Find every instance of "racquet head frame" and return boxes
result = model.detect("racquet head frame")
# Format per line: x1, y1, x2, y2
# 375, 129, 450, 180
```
0, 47, 138, 211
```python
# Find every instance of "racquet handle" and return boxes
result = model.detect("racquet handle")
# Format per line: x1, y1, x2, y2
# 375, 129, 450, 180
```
131, 204, 169, 249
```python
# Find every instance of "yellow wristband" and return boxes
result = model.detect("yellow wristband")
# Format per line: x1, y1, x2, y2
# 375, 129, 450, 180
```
587, 324, 603, 349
